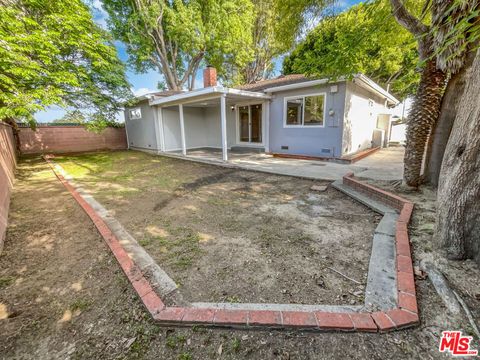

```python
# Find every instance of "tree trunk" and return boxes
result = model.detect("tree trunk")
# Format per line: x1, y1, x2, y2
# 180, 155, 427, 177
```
424, 49, 476, 186
436, 48, 480, 265
403, 59, 446, 187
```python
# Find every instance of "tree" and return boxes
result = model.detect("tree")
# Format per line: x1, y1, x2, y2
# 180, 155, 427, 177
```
432, 0, 480, 263
240, 0, 333, 84
282, 0, 420, 99
389, 0, 448, 187
0, 0, 131, 128
436, 47, 480, 265
102, 0, 255, 90
390, 0, 477, 187
423, 0, 479, 186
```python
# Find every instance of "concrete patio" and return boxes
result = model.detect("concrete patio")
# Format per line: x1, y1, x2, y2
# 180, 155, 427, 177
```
166, 146, 404, 181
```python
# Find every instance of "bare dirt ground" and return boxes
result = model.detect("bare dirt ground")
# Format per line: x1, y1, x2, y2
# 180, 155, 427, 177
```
54, 151, 379, 306
0, 153, 477, 359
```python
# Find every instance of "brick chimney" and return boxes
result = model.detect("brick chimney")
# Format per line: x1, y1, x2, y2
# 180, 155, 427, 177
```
203, 66, 217, 87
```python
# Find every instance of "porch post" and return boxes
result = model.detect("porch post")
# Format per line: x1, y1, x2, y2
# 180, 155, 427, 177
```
179, 103, 186, 156
220, 94, 228, 161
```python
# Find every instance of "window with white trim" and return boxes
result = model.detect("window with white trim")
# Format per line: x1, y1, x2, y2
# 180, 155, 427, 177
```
129, 107, 142, 120
285, 94, 325, 127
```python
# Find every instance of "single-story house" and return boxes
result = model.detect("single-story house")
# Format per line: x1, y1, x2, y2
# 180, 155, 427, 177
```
124, 67, 399, 161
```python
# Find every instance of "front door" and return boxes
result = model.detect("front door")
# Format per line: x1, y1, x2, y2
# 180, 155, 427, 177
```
238, 104, 262, 144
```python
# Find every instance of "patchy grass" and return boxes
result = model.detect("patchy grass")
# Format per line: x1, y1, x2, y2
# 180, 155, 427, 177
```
0, 276, 14, 289
55, 150, 378, 306
70, 298, 91, 312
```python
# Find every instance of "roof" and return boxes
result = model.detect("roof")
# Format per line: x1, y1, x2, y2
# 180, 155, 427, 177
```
149, 86, 271, 107
237, 73, 399, 105
236, 74, 312, 92
134, 90, 185, 102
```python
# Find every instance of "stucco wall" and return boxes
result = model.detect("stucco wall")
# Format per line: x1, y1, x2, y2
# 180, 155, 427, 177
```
342, 81, 388, 156
204, 105, 236, 148
268, 82, 346, 158
0, 123, 16, 251
125, 99, 158, 150
18, 126, 127, 154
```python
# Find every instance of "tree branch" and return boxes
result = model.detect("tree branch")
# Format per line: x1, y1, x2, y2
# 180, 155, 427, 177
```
390, 0, 429, 36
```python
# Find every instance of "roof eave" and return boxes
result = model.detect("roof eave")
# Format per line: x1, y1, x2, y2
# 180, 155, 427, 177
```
148, 86, 271, 107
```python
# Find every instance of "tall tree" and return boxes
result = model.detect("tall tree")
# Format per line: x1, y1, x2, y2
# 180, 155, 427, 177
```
241, 0, 332, 84
102, 0, 255, 90
433, 0, 480, 263
390, 0, 447, 187
0, 0, 131, 127
436, 47, 480, 264
282, 0, 420, 99
424, 0, 479, 186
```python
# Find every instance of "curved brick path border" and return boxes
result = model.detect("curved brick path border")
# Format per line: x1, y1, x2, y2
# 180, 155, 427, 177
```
44, 158, 418, 332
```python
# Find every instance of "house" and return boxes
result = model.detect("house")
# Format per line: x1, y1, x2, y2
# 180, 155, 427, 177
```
124, 66, 399, 162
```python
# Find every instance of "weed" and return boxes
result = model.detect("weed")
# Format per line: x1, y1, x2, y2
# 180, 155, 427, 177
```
231, 337, 241, 353
0, 276, 14, 289
178, 353, 192, 360
166, 334, 187, 349
70, 298, 91, 312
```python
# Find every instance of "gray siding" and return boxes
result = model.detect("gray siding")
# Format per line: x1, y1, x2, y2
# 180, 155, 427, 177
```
268, 83, 346, 158
125, 99, 158, 150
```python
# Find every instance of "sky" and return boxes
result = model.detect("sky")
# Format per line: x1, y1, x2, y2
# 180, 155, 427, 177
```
34, 0, 363, 122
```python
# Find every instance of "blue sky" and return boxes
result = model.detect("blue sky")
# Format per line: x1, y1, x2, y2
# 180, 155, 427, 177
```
35, 0, 362, 122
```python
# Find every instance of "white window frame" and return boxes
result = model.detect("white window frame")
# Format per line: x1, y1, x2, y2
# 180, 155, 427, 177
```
129, 107, 142, 120
283, 92, 326, 128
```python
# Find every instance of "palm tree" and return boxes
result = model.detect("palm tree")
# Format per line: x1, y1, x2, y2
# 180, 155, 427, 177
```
389, 0, 447, 187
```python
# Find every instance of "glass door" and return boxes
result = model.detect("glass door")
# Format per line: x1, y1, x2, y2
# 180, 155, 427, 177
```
238, 104, 262, 144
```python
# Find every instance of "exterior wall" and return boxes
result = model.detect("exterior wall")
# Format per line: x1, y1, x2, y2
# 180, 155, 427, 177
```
161, 106, 210, 151
342, 81, 388, 156
268, 83, 346, 158
125, 99, 158, 150
0, 123, 16, 252
18, 126, 127, 154
204, 106, 236, 148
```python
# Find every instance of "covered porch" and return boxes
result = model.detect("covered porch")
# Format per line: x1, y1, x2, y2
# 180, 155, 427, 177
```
150, 87, 271, 162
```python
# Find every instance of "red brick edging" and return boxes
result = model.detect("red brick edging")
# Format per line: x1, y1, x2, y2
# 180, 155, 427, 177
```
45, 157, 418, 332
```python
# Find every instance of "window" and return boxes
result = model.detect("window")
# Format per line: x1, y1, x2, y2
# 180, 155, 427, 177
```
284, 94, 325, 127
286, 98, 303, 125
129, 107, 142, 120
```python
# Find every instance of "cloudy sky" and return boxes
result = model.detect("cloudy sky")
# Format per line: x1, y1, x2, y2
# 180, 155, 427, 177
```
34, 0, 361, 122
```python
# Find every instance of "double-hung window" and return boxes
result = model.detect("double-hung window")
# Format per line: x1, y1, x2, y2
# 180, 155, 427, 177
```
284, 94, 326, 127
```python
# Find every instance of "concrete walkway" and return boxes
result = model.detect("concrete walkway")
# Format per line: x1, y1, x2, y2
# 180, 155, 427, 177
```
176, 147, 404, 181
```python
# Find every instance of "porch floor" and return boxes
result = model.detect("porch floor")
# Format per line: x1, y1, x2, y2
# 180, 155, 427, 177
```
165, 147, 404, 181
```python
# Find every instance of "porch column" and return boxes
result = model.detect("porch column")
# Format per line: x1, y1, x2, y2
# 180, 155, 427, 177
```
220, 94, 228, 161
179, 103, 186, 156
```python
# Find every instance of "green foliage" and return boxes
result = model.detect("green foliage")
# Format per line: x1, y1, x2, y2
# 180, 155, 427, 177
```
0, 0, 131, 127
230, 0, 334, 85
283, 0, 422, 98
102, 0, 255, 89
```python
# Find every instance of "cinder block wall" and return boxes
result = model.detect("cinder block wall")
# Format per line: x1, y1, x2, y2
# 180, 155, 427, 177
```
18, 126, 127, 154
0, 123, 17, 251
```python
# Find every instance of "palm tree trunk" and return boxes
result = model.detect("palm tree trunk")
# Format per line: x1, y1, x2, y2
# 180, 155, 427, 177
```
436, 48, 480, 264
403, 59, 446, 187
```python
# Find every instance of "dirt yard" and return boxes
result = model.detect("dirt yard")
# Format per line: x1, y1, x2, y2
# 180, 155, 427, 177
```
54, 151, 379, 306
0, 152, 477, 359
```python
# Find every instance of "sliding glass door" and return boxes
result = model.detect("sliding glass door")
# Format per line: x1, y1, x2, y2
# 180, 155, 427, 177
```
238, 104, 262, 144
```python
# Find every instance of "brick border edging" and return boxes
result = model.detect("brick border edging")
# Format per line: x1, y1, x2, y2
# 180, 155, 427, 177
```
44, 157, 418, 332
342, 172, 418, 330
